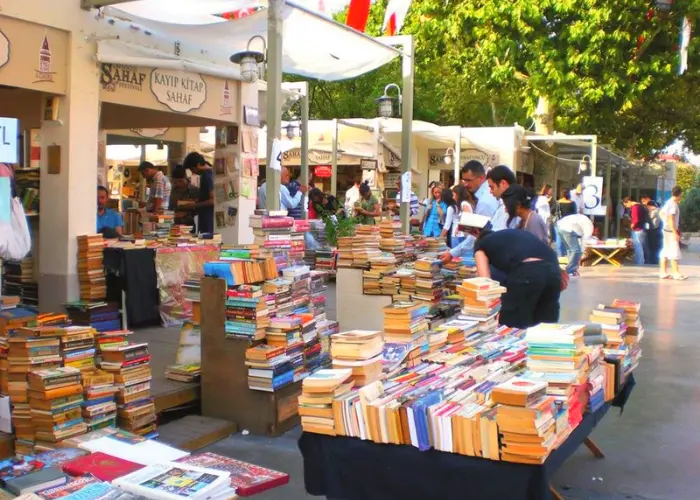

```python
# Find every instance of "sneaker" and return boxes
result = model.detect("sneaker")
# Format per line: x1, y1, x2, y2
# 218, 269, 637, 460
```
659, 274, 671, 279
670, 275, 688, 281
568, 272, 581, 280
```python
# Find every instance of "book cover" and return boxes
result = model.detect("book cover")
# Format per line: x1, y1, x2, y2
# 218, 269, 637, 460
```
5, 468, 66, 495
113, 463, 229, 500
34, 474, 99, 500
62, 453, 143, 482
33, 449, 89, 469
177, 453, 289, 496
0, 457, 44, 484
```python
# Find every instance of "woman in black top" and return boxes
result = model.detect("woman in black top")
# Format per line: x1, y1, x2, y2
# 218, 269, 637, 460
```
556, 188, 578, 218
472, 228, 562, 328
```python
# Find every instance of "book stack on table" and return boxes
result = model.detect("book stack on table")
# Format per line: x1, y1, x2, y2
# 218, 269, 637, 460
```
330, 330, 383, 388
245, 344, 293, 393
381, 302, 430, 369
81, 369, 118, 432
76, 235, 106, 302
457, 278, 506, 332
299, 368, 353, 436
412, 258, 445, 305
224, 285, 269, 340
352, 225, 381, 268
250, 212, 294, 273
64, 302, 121, 333
28, 367, 87, 450
60, 326, 96, 373
99, 343, 155, 436
266, 316, 305, 383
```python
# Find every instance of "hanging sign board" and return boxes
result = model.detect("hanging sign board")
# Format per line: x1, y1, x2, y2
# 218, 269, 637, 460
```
582, 176, 607, 216
0, 30, 8, 70
314, 165, 332, 178
150, 69, 207, 113
0, 117, 19, 164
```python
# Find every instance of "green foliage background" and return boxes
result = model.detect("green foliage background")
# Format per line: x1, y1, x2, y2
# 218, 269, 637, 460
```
285, 0, 700, 157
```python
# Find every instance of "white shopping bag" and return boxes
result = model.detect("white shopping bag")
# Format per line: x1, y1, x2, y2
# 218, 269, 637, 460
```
0, 197, 31, 261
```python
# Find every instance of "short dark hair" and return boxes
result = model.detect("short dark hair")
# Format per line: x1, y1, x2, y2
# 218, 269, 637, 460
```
486, 165, 516, 186
461, 160, 485, 177
138, 161, 155, 171
183, 152, 206, 170
97, 185, 108, 195
172, 165, 187, 179
672, 186, 682, 197
359, 180, 371, 196
622, 196, 631, 203
560, 188, 571, 200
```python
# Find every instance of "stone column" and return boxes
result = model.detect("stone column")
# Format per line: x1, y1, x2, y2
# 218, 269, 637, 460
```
38, 33, 99, 312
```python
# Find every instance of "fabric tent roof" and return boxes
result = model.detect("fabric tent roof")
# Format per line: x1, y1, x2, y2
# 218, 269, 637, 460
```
96, 0, 401, 81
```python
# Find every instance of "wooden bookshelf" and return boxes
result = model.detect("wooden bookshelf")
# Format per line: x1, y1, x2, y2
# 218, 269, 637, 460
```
199, 277, 301, 436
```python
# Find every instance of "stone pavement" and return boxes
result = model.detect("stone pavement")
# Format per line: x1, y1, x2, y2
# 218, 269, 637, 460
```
196, 242, 700, 500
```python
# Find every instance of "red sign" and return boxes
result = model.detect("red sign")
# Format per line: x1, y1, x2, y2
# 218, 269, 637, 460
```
314, 165, 332, 178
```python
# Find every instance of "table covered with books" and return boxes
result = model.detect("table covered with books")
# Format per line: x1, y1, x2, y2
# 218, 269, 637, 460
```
583, 239, 631, 267
299, 378, 634, 500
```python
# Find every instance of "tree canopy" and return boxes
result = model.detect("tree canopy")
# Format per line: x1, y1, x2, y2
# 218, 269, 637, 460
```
285, 0, 700, 157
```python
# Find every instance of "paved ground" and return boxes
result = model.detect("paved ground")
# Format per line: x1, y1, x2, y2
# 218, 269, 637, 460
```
146, 241, 700, 500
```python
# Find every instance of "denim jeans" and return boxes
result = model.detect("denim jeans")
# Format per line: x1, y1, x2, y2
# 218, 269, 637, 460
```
559, 229, 582, 275
554, 229, 566, 257
629, 230, 647, 265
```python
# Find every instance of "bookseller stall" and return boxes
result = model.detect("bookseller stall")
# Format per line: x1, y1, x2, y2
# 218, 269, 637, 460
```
294, 279, 643, 500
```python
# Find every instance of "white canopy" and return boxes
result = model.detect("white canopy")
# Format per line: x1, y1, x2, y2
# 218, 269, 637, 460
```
96, 0, 401, 81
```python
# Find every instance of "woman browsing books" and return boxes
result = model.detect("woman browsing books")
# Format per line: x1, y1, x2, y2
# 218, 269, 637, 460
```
460, 214, 562, 328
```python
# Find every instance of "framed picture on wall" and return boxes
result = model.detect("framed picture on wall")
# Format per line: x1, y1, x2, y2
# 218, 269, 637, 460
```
243, 106, 260, 127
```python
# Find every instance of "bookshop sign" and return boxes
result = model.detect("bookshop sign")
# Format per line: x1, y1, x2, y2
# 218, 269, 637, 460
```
100, 64, 238, 123
0, 17, 67, 94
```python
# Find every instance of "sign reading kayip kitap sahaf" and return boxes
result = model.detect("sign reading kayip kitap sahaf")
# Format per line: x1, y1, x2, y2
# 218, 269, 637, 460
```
0, 17, 68, 94
99, 64, 238, 122
150, 68, 207, 113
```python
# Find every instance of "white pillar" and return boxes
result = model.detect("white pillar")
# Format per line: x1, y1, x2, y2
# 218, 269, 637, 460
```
39, 34, 100, 312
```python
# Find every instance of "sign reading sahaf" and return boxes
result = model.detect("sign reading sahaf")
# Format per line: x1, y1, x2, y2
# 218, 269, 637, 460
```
0, 117, 19, 164
150, 68, 207, 113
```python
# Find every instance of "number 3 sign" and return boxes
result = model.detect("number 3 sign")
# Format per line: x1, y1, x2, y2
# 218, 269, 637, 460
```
581, 176, 607, 216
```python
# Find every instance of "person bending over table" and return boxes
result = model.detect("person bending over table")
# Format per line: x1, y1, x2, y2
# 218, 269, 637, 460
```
463, 217, 562, 328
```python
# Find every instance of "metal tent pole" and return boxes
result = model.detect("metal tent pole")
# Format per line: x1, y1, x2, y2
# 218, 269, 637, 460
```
266, 0, 284, 211
604, 157, 612, 238
400, 37, 414, 235
300, 83, 310, 218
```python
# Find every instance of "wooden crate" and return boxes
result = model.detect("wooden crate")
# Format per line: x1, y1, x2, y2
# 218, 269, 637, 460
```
200, 277, 301, 436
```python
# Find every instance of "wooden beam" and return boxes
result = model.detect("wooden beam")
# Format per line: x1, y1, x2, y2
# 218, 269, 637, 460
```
549, 485, 565, 500
584, 437, 606, 458
81, 0, 134, 10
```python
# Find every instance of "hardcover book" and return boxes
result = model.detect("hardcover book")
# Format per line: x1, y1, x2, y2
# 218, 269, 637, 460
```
62, 453, 143, 482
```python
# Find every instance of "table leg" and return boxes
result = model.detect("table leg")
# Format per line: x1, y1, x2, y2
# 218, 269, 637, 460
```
605, 248, 623, 267
584, 437, 605, 458
549, 485, 565, 500
590, 249, 606, 266
121, 290, 128, 330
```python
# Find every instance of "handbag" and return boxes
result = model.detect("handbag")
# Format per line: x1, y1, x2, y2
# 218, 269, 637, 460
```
0, 197, 32, 261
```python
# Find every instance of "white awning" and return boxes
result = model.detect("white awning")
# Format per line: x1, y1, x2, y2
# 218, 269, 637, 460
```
97, 0, 400, 81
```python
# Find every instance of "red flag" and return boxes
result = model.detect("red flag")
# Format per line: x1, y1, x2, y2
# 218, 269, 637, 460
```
346, 0, 371, 32
382, 0, 412, 36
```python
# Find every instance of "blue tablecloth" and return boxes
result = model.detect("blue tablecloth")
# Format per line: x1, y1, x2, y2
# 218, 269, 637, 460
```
298, 375, 635, 500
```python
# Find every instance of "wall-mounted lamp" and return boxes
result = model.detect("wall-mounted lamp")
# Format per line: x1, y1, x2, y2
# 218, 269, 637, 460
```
230, 35, 266, 83
443, 148, 455, 165
376, 83, 402, 119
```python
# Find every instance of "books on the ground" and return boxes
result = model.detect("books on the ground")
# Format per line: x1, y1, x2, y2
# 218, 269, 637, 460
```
5, 467, 66, 495
77, 434, 189, 466
178, 452, 289, 497
62, 452, 143, 482
113, 462, 232, 500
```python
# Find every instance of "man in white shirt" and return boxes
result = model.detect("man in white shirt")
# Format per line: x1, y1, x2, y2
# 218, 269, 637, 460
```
556, 213, 594, 278
343, 179, 361, 217
485, 165, 519, 231
257, 167, 308, 211
659, 186, 686, 280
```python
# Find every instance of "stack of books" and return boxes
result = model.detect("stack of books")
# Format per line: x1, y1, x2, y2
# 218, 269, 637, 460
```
301, 314, 321, 375
330, 330, 383, 387
589, 305, 627, 349
379, 220, 406, 258
289, 219, 310, 264
80, 369, 118, 432
0, 295, 20, 310
435, 317, 479, 344
28, 367, 87, 447
64, 301, 121, 333
457, 278, 506, 331
309, 271, 328, 323
203, 256, 278, 286
250, 211, 295, 272
611, 299, 643, 337
316, 319, 339, 369
245, 344, 293, 392
262, 278, 293, 319
266, 316, 305, 382
93, 329, 131, 353
283, 266, 311, 314
423, 237, 448, 254
99, 343, 155, 436
165, 363, 201, 383
314, 247, 336, 272
224, 285, 269, 339
585, 345, 607, 412
352, 226, 381, 268
524, 323, 588, 432
382, 302, 428, 342
2, 258, 38, 306
168, 224, 195, 244
77, 235, 106, 301
299, 368, 353, 436
363, 254, 397, 295
60, 326, 96, 372
492, 377, 557, 464
336, 236, 354, 268
413, 258, 444, 304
